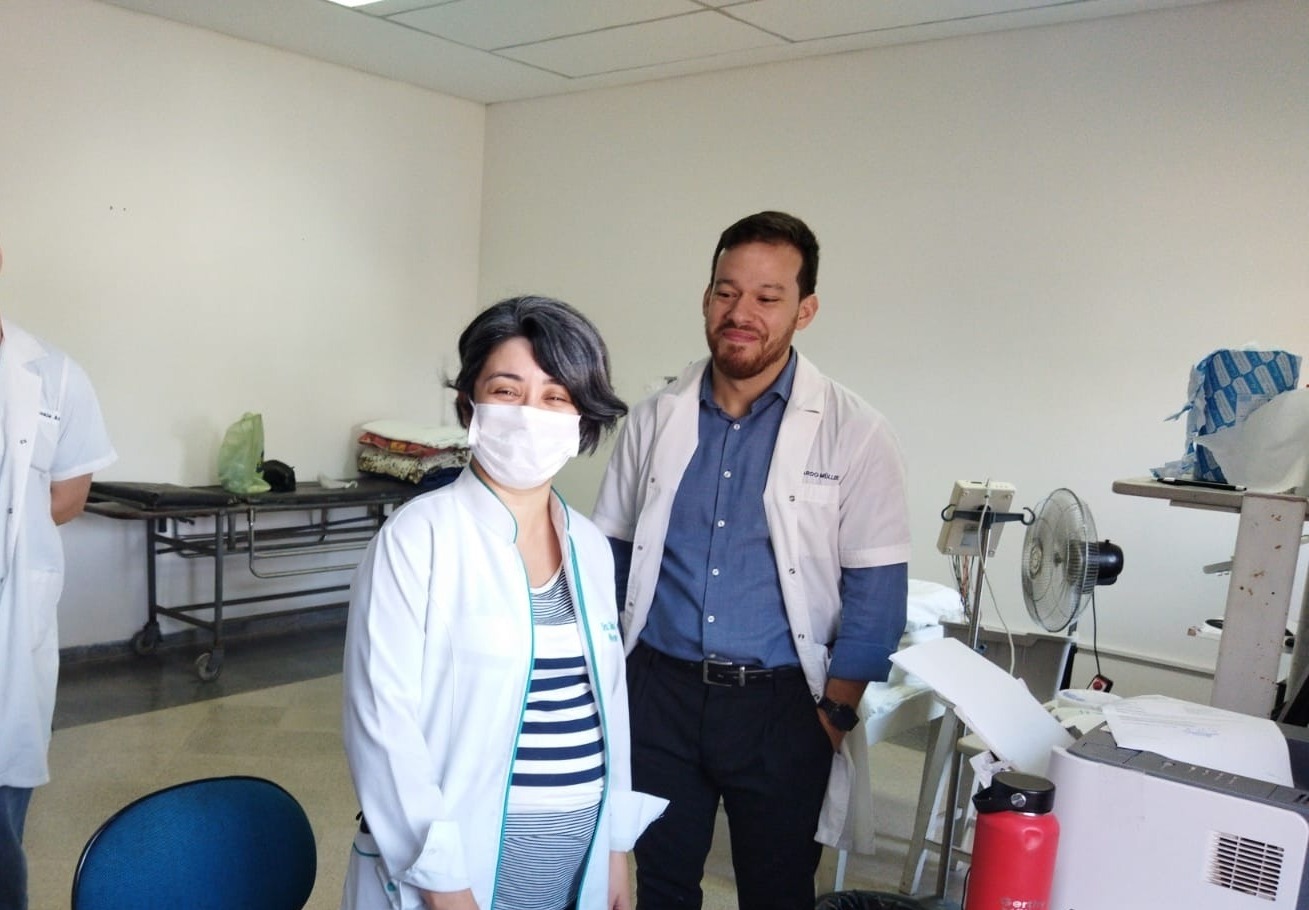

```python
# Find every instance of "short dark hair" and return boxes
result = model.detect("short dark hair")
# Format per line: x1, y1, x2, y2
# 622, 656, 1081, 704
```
709, 211, 819, 299
450, 296, 627, 454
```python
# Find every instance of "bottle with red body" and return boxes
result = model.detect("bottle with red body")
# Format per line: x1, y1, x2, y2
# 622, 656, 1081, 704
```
963, 771, 1060, 910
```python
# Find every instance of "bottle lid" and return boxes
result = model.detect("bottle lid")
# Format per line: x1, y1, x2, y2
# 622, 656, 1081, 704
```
972, 770, 1056, 815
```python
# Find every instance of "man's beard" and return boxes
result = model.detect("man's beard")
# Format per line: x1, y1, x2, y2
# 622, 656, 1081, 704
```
706, 321, 795, 380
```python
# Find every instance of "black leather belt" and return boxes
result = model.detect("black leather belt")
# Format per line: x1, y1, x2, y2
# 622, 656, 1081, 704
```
642, 644, 803, 687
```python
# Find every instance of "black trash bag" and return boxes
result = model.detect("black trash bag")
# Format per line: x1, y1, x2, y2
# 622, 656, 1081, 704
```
815, 891, 927, 910
260, 459, 297, 493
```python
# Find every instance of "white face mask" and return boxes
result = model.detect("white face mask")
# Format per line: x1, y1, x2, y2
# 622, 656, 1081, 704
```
467, 403, 581, 492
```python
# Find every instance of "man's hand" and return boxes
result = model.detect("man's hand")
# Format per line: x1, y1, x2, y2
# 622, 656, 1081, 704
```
816, 709, 847, 752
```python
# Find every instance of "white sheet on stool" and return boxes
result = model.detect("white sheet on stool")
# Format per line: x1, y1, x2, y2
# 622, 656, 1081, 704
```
891, 636, 1072, 775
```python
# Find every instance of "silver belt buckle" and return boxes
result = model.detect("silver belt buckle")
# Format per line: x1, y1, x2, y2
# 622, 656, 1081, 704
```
702, 658, 744, 686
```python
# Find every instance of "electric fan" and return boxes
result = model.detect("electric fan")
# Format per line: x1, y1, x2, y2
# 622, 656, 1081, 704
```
1021, 488, 1125, 632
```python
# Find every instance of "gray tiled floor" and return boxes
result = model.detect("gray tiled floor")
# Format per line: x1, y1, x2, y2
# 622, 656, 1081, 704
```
30, 624, 964, 909
52, 615, 350, 730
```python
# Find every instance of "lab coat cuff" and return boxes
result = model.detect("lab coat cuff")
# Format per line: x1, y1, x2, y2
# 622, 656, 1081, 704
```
400, 819, 470, 896
841, 543, 913, 567
607, 790, 669, 852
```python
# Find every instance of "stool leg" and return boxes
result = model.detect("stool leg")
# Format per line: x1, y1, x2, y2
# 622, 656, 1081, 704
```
956, 758, 977, 860
899, 708, 955, 895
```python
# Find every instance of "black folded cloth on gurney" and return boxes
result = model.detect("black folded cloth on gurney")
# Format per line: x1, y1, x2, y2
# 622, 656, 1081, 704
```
90, 482, 239, 509
89, 477, 430, 511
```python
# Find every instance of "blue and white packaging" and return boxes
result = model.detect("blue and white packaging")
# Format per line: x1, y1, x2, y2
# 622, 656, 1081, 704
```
1159, 348, 1301, 482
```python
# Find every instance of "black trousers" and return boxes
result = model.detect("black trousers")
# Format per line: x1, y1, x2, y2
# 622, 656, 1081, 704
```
627, 643, 832, 910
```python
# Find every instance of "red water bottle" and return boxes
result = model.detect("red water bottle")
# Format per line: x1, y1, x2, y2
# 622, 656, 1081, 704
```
963, 771, 1059, 910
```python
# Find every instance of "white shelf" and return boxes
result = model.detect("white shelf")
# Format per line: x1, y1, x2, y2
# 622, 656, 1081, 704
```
1114, 477, 1309, 717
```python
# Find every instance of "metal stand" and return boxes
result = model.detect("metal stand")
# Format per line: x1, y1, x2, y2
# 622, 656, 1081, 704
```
932, 505, 1029, 898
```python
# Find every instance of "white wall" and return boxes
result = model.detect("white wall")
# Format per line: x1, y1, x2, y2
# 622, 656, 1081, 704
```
5, 0, 1306, 691
0, 0, 485, 646
480, 0, 1309, 697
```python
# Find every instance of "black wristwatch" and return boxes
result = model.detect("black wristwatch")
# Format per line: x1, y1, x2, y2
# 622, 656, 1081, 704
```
818, 696, 859, 732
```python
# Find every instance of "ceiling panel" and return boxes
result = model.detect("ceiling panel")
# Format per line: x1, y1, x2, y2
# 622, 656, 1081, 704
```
353, 0, 453, 14
391, 0, 702, 50
496, 10, 783, 78
91, 0, 1220, 103
729, 0, 1074, 42
730, 0, 1208, 41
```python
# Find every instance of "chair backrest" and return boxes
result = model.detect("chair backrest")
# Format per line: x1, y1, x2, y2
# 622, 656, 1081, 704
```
71, 776, 316, 910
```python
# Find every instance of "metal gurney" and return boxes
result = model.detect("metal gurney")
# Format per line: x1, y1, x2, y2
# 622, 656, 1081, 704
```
85, 478, 430, 680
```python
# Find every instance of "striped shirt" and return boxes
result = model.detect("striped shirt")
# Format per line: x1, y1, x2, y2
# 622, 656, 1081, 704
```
496, 802, 600, 910
508, 568, 605, 809
498, 568, 604, 910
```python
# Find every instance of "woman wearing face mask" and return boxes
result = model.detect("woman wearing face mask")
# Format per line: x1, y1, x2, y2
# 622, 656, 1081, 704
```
341, 297, 666, 910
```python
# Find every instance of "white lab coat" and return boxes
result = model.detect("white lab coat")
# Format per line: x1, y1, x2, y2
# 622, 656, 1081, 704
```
592, 353, 911, 852
0, 321, 115, 787
341, 468, 666, 910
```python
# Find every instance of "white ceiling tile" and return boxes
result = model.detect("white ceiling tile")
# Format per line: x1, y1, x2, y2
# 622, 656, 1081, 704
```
392, 0, 702, 50
730, 0, 1093, 42
496, 10, 781, 77
92, 0, 1221, 103
357, 1, 454, 15
729, 0, 1210, 42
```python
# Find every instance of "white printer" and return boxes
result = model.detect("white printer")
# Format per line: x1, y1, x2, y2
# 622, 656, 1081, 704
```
1047, 724, 1309, 909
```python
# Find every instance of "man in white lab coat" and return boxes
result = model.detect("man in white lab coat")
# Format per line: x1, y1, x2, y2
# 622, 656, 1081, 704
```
594, 211, 911, 908
0, 245, 116, 910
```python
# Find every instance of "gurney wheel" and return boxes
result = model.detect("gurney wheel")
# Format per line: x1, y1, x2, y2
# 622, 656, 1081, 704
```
131, 624, 160, 656
194, 651, 222, 682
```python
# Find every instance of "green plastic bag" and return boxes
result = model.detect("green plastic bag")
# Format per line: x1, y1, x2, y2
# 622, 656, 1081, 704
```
217, 412, 271, 494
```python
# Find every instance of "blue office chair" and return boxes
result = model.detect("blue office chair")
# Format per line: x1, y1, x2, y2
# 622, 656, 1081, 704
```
71, 775, 317, 910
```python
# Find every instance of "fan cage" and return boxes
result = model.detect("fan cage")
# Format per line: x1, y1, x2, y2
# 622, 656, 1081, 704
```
1022, 488, 1096, 632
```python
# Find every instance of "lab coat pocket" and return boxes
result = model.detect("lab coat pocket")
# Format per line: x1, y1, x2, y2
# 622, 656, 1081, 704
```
796, 480, 839, 505
794, 483, 842, 630
30, 413, 59, 476
26, 569, 62, 654
795, 482, 840, 554
815, 745, 867, 852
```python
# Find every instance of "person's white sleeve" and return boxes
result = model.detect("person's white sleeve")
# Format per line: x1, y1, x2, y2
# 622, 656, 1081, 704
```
838, 414, 911, 568
51, 359, 115, 481
592, 412, 642, 541
342, 523, 471, 898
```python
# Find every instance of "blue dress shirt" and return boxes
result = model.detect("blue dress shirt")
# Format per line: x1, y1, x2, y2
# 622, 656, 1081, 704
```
610, 352, 907, 680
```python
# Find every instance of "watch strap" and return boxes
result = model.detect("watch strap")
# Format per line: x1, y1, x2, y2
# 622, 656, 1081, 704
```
818, 695, 859, 732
